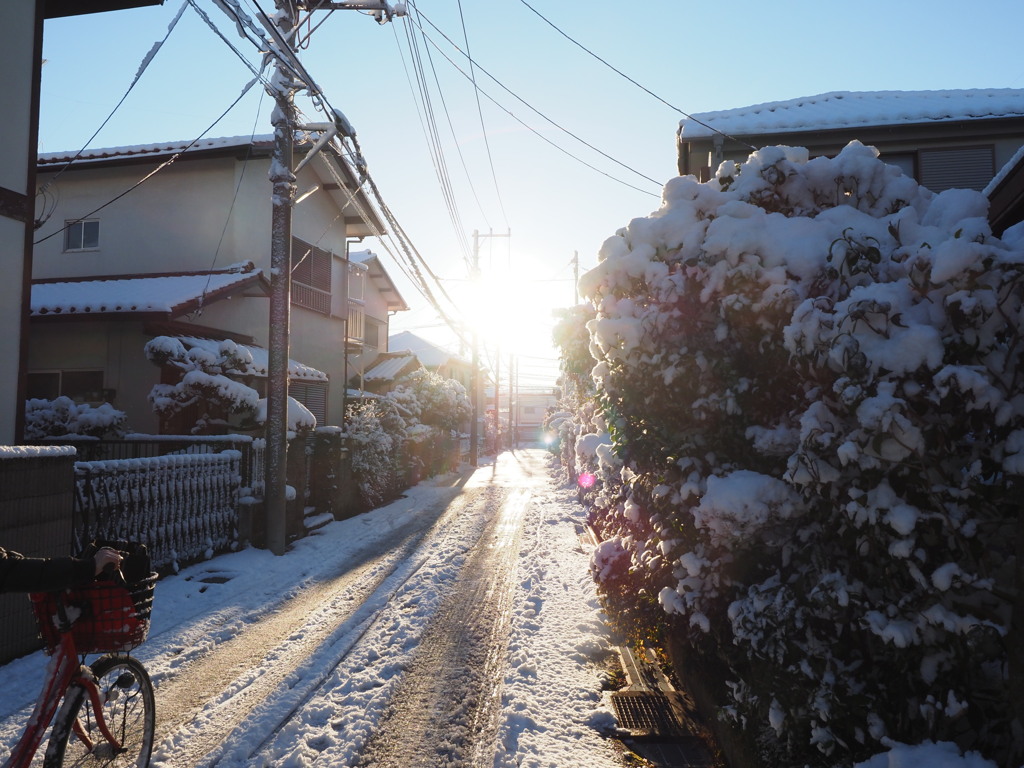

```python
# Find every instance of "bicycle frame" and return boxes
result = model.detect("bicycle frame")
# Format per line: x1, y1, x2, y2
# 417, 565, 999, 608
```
3, 624, 122, 768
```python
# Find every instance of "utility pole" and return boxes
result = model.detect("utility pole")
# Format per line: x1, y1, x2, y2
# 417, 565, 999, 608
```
469, 228, 511, 465
573, 249, 579, 304
261, 0, 403, 556
264, 0, 299, 557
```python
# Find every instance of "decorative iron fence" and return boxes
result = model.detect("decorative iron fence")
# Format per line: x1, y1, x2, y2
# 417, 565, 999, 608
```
74, 452, 242, 572
43, 435, 255, 488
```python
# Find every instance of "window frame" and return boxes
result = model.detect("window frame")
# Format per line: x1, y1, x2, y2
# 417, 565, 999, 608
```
63, 219, 100, 252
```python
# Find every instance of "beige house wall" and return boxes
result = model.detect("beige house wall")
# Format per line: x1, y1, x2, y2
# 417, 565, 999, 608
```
29, 144, 397, 432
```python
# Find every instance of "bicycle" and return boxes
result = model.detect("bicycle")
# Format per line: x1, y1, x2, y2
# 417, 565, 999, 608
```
3, 568, 158, 767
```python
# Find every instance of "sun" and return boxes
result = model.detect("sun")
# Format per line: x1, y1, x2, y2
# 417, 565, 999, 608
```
464, 264, 566, 358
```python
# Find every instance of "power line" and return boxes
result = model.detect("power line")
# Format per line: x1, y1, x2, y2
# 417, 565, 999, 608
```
35, 0, 190, 222
412, 9, 662, 194
394, 15, 475, 270
450, 0, 509, 227
514, 0, 756, 151
393, 18, 491, 234
34, 77, 260, 246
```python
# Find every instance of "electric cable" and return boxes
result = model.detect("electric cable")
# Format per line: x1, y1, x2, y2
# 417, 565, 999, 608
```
34, 77, 260, 246
412, 9, 662, 193
411, 22, 659, 197
35, 0, 190, 218
514, 0, 756, 150
450, 0, 509, 227
393, 19, 491, 235
398, 15, 475, 270
190, 0, 274, 85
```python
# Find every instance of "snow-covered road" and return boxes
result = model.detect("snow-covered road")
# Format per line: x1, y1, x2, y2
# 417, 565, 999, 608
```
0, 449, 627, 767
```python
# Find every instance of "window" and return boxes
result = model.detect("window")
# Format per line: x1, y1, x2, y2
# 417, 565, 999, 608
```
918, 146, 995, 192
348, 264, 365, 301
64, 219, 100, 251
289, 381, 328, 426
364, 320, 380, 350
26, 369, 107, 404
291, 237, 332, 314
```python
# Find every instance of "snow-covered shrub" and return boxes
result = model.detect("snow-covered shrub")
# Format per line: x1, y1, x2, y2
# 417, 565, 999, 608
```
575, 141, 1023, 766
24, 396, 128, 440
343, 398, 407, 509
386, 368, 471, 432
145, 336, 260, 434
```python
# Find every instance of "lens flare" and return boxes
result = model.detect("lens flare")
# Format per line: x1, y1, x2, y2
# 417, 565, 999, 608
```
578, 472, 596, 489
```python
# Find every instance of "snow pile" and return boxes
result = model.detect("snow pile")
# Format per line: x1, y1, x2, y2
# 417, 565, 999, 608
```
568, 141, 1023, 766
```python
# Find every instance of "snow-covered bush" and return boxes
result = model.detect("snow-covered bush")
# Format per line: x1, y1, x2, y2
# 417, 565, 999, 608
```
145, 336, 317, 436
343, 398, 407, 509
574, 141, 1023, 766
386, 368, 471, 432
146, 336, 260, 434
24, 396, 128, 440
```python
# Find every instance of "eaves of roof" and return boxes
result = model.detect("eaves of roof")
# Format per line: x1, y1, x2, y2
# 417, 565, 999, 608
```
350, 253, 409, 312
362, 352, 420, 382
30, 267, 268, 321
44, 0, 163, 19
988, 150, 1024, 236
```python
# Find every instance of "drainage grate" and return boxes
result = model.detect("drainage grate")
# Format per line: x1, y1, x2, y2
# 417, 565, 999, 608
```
611, 691, 687, 738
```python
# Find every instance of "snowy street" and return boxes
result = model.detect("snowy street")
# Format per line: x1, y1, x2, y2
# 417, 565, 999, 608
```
0, 449, 627, 767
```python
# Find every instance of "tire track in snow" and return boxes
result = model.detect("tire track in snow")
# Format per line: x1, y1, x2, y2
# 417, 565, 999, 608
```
148, 481, 476, 767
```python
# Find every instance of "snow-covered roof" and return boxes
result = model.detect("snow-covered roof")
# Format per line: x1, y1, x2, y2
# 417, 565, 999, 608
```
680, 89, 1024, 139
362, 352, 419, 383
177, 337, 327, 382
31, 266, 265, 318
37, 136, 277, 166
388, 330, 466, 369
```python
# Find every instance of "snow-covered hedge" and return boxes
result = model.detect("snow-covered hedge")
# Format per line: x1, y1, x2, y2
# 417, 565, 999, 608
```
24, 396, 128, 440
572, 142, 1023, 767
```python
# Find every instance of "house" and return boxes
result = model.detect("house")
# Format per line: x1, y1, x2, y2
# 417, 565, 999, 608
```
388, 330, 474, 393
511, 390, 558, 445
677, 89, 1024, 192
29, 135, 408, 433
986, 145, 1024, 236
1, 0, 162, 442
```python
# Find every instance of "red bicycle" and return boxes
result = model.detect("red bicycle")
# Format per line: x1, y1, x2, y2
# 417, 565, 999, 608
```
3, 570, 157, 767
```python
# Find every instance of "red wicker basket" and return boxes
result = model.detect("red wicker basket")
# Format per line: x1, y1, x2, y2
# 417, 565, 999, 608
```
30, 573, 156, 655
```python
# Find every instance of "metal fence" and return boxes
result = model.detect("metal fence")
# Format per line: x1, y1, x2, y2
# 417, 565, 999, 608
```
74, 452, 242, 572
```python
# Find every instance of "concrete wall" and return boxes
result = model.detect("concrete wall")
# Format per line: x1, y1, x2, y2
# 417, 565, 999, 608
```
0, 449, 76, 663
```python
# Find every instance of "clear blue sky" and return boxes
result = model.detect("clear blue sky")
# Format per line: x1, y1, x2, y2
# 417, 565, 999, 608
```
37, 0, 1024, 386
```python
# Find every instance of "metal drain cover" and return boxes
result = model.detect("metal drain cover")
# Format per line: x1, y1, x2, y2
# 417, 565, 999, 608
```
611, 691, 688, 738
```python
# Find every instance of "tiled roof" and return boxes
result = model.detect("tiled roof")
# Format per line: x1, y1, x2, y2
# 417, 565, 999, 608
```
31, 267, 263, 317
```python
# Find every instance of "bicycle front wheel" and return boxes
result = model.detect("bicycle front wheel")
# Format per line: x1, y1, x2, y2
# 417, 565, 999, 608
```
44, 654, 155, 767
